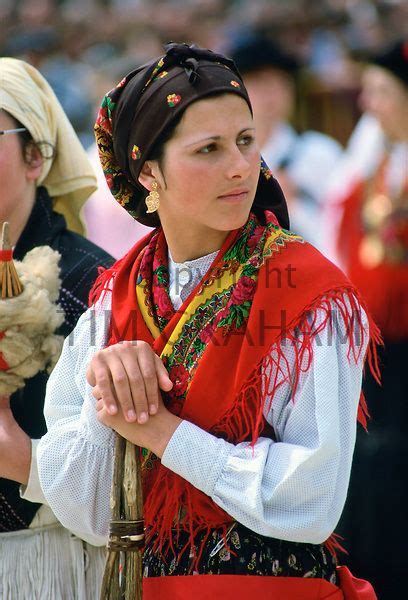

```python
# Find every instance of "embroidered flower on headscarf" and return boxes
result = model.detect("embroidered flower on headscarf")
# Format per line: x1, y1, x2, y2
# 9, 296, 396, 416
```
95, 95, 117, 135
95, 105, 112, 135
154, 71, 168, 80
116, 77, 127, 88
230, 80, 240, 88
105, 173, 114, 189
131, 145, 141, 160
261, 165, 273, 180
167, 93, 182, 107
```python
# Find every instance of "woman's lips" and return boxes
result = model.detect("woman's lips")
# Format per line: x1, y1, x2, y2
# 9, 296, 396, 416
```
218, 190, 249, 202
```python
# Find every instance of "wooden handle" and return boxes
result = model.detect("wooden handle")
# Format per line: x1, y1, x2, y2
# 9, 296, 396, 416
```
1, 223, 11, 251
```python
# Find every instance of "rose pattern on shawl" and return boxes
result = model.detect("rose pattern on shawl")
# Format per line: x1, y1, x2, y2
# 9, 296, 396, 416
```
139, 239, 157, 283
215, 272, 258, 332
247, 224, 264, 254
155, 286, 174, 320
199, 323, 215, 344
230, 275, 257, 305
168, 364, 189, 400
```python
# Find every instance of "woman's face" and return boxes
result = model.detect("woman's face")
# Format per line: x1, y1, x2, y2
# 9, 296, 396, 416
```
148, 94, 260, 242
360, 66, 408, 141
0, 110, 39, 225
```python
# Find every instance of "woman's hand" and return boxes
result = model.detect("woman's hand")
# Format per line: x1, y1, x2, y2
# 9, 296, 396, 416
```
86, 341, 173, 425
95, 391, 182, 458
0, 396, 31, 484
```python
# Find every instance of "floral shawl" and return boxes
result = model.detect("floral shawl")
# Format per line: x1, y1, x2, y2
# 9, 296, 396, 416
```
90, 210, 380, 565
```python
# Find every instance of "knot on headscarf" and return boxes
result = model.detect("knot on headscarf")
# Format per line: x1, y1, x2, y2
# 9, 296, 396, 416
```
163, 42, 238, 84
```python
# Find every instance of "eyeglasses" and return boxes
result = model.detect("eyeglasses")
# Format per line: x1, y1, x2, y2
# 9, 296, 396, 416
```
0, 128, 27, 136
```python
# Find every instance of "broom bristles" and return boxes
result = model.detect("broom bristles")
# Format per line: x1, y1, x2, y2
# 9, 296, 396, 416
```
0, 222, 24, 299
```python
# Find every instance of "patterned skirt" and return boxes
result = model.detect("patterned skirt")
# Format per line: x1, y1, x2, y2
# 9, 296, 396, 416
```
143, 522, 338, 584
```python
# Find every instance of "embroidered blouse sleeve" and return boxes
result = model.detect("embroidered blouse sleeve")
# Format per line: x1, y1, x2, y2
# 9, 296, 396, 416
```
37, 292, 115, 546
161, 297, 369, 544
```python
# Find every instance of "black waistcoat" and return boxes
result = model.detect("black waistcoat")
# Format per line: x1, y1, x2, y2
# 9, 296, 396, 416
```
0, 187, 113, 531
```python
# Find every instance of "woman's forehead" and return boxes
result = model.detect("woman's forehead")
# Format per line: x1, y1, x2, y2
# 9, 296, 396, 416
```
0, 109, 16, 127
173, 94, 253, 139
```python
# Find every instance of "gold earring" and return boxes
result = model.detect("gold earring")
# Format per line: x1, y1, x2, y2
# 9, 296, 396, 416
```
145, 181, 160, 213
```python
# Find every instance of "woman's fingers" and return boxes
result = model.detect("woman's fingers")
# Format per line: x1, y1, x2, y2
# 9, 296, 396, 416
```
155, 355, 174, 392
89, 341, 173, 425
107, 349, 140, 422
86, 363, 96, 387
90, 350, 122, 417
136, 348, 160, 417
118, 352, 149, 423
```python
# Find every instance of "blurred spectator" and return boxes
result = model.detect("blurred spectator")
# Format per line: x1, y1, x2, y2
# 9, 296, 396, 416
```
228, 32, 343, 249
326, 39, 408, 600
84, 143, 152, 259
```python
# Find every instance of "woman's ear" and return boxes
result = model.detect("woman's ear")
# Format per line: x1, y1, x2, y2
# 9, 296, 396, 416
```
24, 143, 43, 181
138, 160, 165, 191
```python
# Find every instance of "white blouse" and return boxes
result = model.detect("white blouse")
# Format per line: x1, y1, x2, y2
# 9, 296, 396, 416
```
29, 252, 368, 548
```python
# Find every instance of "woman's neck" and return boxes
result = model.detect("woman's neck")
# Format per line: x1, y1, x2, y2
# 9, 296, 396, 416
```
163, 224, 230, 263
6, 187, 37, 247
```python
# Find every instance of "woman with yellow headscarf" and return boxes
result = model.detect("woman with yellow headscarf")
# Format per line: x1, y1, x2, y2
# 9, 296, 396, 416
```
0, 58, 112, 598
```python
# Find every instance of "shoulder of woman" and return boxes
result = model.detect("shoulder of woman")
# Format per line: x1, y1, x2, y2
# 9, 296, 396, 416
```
49, 231, 114, 333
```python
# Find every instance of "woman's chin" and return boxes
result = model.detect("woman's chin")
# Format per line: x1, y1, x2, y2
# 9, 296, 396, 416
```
219, 207, 252, 231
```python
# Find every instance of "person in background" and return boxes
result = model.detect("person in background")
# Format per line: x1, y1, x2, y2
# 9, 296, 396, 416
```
228, 32, 343, 249
327, 40, 408, 600
0, 57, 113, 599
84, 139, 152, 259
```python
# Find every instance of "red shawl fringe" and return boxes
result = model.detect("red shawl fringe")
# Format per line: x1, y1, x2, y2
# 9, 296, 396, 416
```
143, 287, 381, 567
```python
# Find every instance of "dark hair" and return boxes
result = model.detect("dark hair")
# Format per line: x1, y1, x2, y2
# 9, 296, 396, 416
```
145, 111, 184, 167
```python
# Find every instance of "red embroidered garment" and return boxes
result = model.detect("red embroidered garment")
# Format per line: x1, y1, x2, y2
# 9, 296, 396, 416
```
91, 211, 379, 596
337, 162, 408, 341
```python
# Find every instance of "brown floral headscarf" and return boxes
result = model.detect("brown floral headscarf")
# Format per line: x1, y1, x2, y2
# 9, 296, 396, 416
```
94, 42, 289, 229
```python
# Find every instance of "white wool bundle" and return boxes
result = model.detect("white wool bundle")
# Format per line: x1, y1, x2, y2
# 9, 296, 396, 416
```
0, 246, 64, 396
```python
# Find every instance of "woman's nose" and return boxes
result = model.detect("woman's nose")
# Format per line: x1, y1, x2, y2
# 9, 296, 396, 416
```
226, 146, 252, 180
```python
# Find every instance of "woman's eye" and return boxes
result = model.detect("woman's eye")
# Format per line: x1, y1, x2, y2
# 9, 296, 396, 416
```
237, 135, 254, 146
198, 143, 216, 154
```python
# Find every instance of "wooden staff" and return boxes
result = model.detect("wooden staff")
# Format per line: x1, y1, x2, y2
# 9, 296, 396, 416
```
100, 433, 144, 599
0, 222, 23, 299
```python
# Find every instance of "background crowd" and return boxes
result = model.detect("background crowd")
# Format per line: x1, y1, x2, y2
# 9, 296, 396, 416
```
1, 1, 406, 599
1, 0, 406, 147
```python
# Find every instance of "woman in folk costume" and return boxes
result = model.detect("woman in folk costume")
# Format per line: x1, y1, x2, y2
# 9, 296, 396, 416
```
326, 40, 408, 599
0, 58, 113, 598
37, 44, 379, 599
